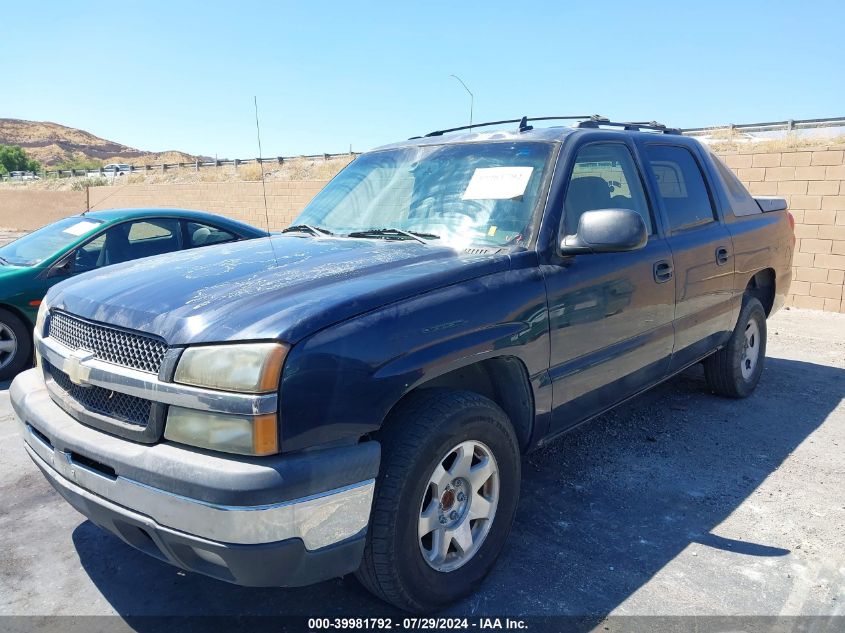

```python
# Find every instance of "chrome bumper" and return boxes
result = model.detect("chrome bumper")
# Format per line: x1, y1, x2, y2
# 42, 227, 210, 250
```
12, 369, 376, 550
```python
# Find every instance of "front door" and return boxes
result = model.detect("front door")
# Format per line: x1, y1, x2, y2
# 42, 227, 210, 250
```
542, 140, 676, 435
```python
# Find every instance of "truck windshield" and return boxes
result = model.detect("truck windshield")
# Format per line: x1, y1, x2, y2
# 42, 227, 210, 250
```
0, 216, 103, 266
294, 142, 555, 249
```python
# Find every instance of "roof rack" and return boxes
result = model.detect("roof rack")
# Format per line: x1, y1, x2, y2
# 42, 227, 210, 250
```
576, 115, 681, 134
416, 115, 597, 139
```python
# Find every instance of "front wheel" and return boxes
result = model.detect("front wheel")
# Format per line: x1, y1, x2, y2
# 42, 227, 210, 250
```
356, 389, 521, 612
704, 296, 767, 398
0, 308, 32, 381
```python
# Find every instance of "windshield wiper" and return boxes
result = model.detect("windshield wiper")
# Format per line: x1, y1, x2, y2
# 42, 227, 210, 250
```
346, 228, 439, 245
281, 224, 334, 237
0, 256, 8, 265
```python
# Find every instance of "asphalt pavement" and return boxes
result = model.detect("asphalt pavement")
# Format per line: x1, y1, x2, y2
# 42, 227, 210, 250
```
0, 308, 843, 626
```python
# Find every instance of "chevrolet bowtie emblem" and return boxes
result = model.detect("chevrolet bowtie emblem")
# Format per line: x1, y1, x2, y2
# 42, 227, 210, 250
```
66, 350, 95, 387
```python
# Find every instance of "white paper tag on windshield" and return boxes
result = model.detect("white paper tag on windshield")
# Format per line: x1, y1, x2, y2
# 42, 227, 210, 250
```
462, 167, 534, 200
62, 220, 100, 236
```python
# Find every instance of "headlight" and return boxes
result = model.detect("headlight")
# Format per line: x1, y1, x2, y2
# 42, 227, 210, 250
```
164, 407, 278, 456
169, 342, 287, 455
35, 301, 49, 336
174, 342, 288, 393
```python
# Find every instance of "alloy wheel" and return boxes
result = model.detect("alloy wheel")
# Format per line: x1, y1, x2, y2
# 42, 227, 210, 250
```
418, 440, 499, 572
0, 322, 18, 370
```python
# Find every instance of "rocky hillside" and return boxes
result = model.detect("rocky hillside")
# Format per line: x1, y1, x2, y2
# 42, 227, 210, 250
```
0, 118, 202, 166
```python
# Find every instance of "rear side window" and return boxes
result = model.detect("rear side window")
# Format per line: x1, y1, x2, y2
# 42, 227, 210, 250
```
128, 220, 178, 242
186, 221, 236, 248
645, 145, 715, 231
710, 153, 761, 216
564, 143, 654, 235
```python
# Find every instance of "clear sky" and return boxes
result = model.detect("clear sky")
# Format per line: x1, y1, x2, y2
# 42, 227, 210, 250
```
3, 0, 843, 159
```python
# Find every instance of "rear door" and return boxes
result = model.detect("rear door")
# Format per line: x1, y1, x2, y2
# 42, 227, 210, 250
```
543, 139, 676, 435
641, 143, 736, 371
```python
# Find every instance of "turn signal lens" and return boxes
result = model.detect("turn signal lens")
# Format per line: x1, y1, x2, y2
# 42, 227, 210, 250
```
164, 407, 278, 456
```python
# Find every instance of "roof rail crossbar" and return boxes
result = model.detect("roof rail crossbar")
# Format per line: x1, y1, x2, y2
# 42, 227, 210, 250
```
576, 118, 680, 134
419, 115, 596, 138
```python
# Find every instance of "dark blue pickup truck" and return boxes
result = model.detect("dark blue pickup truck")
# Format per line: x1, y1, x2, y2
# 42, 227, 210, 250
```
11, 117, 794, 612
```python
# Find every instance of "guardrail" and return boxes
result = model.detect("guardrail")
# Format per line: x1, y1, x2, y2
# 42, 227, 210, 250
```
0, 151, 360, 181
682, 116, 845, 135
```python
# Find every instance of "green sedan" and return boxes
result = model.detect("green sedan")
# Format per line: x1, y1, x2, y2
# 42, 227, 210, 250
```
0, 208, 267, 379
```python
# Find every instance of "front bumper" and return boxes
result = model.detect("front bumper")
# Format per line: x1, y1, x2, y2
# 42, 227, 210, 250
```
11, 368, 380, 587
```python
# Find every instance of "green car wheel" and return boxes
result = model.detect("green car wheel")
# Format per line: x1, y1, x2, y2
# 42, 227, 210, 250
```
0, 308, 31, 381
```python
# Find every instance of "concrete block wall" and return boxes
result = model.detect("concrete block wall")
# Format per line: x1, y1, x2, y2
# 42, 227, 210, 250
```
0, 190, 87, 230
717, 146, 845, 312
87, 180, 328, 231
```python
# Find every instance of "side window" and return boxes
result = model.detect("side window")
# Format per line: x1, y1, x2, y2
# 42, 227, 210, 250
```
128, 220, 177, 242
73, 233, 107, 273
564, 143, 654, 236
79, 219, 181, 269
645, 145, 716, 230
185, 221, 236, 248
710, 153, 761, 216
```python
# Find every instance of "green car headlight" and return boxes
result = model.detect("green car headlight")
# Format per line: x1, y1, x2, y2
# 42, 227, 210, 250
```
174, 342, 288, 393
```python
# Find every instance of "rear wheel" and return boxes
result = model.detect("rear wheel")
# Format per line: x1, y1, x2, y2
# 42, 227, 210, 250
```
356, 389, 521, 612
0, 308, 32, 381
704, 296, 767, 398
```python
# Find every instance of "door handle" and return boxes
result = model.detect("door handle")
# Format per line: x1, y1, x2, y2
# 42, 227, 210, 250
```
653, 260, 674, 283
715, 246, 730, 266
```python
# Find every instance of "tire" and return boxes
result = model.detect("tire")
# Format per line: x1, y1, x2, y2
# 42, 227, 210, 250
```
0, 308, 32, 381
704, 296, 767, 398
356, 389, 521, 612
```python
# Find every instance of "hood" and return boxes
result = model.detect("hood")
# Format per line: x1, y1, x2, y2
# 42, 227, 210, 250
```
45, 236, 510, 345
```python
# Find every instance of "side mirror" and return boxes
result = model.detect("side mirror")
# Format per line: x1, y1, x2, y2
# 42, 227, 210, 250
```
46, 257, 73, 278
560, 208, 648, 255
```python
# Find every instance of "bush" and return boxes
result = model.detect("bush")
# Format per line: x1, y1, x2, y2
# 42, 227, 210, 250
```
71, 177, 108, 191
0, 145, 40, 174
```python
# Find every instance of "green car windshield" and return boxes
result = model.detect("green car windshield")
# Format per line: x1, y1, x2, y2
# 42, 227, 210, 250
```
0, 216, 104, 266
295, 141, 554, 249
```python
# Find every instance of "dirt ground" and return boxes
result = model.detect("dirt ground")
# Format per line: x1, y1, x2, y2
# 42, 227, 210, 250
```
0, 308, 843, 627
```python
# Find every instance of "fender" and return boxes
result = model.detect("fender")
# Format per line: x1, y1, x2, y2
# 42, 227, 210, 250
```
279, 255, 552, 452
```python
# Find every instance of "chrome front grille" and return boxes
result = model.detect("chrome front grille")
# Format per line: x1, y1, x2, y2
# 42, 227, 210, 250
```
46, 361, 153, 427
48, 311, 167, 374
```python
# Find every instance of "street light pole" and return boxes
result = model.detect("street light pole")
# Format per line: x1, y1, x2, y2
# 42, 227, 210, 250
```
450, 74, 474, 131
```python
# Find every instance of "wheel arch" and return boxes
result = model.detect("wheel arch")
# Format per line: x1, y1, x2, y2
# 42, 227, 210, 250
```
744, 268, 776, 316
0, 302, 34, 329
379, 355, 535, 453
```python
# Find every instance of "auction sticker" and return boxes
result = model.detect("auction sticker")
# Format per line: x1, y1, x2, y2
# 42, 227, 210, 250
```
62, 220, 101, 236
462, 167, 533, 200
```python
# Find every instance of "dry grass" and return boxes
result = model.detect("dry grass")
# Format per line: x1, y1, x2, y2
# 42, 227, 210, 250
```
0, 156, 353, 191
70, 177, 108, 191
705, 132, 845, 153
238, 163, 265, 181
